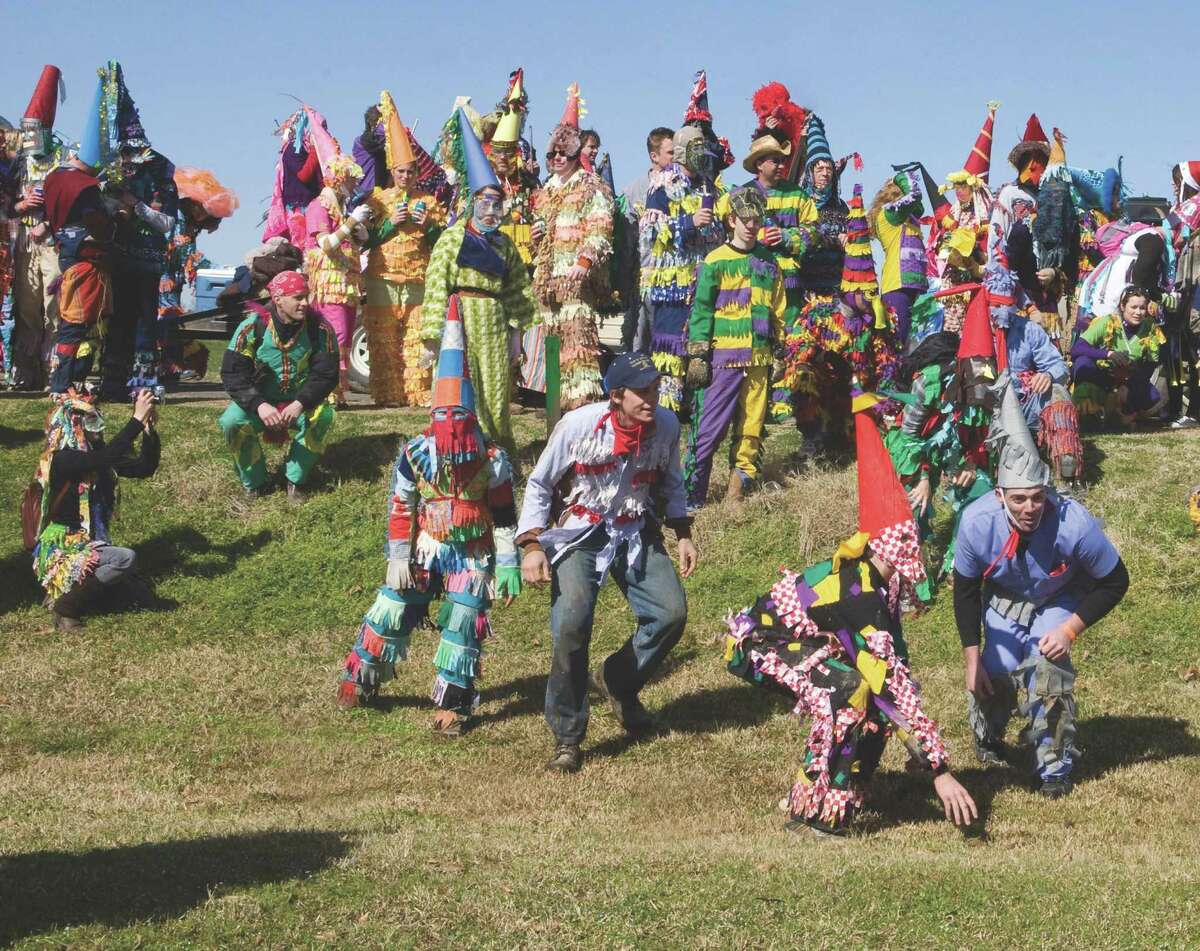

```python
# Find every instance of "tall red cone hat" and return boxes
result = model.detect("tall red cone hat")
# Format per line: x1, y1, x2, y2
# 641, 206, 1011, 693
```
23, 65, 64, 127
854, 404, 914, 538
560, 82, 584, 128
957, 286, 996, 360
963, 101, 999, 183
1007, 113, 1051, 169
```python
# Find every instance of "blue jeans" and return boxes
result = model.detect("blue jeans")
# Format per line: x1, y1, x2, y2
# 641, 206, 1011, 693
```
545, 529, 688, 744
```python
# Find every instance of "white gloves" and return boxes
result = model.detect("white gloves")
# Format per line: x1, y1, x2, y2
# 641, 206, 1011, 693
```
349, 204, 374, 225
386, 558, 414, 592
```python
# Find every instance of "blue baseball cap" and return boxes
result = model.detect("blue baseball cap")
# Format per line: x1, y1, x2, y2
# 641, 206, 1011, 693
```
603, 351, 661, 393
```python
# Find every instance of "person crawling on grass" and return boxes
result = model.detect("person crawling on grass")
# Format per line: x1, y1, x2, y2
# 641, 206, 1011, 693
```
518, 352, 698, 774
30, 386, 160, 630
217, 269, 338, 504
336, 298, 521, 737
954, 373, 1129, 799
724, 395, 977, 836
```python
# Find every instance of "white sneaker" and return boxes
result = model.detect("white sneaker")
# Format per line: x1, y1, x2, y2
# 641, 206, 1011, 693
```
1170, 416, 1198, 430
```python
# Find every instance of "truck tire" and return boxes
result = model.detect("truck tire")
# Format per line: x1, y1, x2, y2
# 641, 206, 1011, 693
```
347, 320, 371, 394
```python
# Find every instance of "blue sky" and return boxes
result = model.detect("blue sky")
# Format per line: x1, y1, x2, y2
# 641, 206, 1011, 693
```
4, 0, 1196, 267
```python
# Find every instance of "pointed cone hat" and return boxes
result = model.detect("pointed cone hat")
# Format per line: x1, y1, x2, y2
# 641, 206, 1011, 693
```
302, 105, 342, 182
958, 286, 996, 360
841, 184, 878, 293
804, 113, 832, 170
76, 72, 106, 169
107, 61, 150, 152
1008, 113, 1051, 169
855, 402, 917, 538
962, 101, 999, 182
24, 65, 64, 127
505, 67, 526, 107
683, 69, 712, 125
379, 90, 416, 168
432, 295, 478, 414
492, 108, 522, 147
596, 152, 615, 193
458, 108, 500, 194
560, 82, 584, 128
991, 373, 1051, 489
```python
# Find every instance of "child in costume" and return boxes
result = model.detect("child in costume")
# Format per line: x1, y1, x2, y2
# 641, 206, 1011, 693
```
954, 375, 1129, 798
529, 84, 615, 410
338, 299, 521, 736
640, 71, 728, 415
724, 399, 976, 835
361, 91, 448, 407
217, 270, 338, 501
422, 110, 536, 458
300, 106, 367, 405
684, 187, 786, 508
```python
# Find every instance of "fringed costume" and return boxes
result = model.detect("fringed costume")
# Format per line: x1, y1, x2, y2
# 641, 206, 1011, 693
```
362, 91, 447, 406
339, 300, 520, 729
871, 169, 928, 346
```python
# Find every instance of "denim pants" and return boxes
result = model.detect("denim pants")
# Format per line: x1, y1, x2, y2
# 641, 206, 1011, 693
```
94, 544, 137, 585
545, 529, 688, 744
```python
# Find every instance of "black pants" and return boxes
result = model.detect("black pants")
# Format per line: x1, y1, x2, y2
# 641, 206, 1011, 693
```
101, 268, 159, 398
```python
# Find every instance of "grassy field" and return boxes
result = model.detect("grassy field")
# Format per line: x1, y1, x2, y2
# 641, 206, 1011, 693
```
0, 396, 1197, 949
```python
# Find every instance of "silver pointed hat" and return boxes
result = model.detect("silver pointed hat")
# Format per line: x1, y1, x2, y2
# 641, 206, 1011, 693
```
988, 371, 1051, 489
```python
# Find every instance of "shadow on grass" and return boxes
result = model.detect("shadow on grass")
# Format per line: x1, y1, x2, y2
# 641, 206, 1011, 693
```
0, 425, 44, 449
0, 829, 355, 944
318, 433, 402, 485
0, 546, 46, 615
1075, 713, 1200, 782
136, 526, 275, 582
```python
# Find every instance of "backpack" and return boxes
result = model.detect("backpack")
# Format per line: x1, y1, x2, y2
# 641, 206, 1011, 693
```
20, 480, 70, 551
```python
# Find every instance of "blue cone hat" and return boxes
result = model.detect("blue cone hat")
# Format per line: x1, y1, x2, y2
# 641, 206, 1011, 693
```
76, 73, 105, 169
459, 108, 499, 195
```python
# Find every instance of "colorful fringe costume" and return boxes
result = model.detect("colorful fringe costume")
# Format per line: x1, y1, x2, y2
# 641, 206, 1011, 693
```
640, 163, 724, 413
531, 167, 615, 409
872, 170, 928, 345
361, 90, 448, 407
725, 403, 945, 833
218, 293, 338, 490
1071, 312, 1166, 421
339, 300, 520, 719
685, 241, 785, 507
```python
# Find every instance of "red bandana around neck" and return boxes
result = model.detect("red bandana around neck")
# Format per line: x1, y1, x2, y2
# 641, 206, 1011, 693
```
607, 411, 651, 457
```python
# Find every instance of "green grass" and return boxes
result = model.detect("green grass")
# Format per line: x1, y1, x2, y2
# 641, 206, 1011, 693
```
0, 397, 1198, 949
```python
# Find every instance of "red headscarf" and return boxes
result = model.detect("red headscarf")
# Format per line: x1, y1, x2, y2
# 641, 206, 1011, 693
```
267, 270, 308, 300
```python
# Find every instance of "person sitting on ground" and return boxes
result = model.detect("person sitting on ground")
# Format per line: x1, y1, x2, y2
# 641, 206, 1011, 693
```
1071, 285, 1166, 427
218, 270, 338, 503
517, 352, 697, 774
32, 387, 160, 630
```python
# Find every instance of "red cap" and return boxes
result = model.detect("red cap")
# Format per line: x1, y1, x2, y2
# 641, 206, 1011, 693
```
23, 65, 63, 127
855, 410, 914, 538
957, 287, 995, 360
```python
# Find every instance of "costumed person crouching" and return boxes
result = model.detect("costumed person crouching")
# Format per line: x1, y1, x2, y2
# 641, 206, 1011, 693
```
529, 83, 615, 410
640, 72, 728, 416
337, 300, 521, 736
361, 91, 448, 408
1071, 285, 1166, 428
217, 270, 338, 502
885, 286, 998, 581
518, 352, 697, 774
954, 375, 1129, 798
684, 187, 785, 510
724, 396, 976, 836
422, 109, 536, 459
300, 106, 368, 406
31, 387, 160, 630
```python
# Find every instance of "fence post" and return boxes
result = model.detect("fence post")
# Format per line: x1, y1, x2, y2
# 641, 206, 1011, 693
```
544, 334, 561, 436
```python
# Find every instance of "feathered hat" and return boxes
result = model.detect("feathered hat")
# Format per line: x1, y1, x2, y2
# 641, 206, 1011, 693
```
22, 65, 65, 129
1007, 113, 1051, 170
990, 372, 1051, 489
378, 90, 417, 169
174, 166, 239, 219
432, 295, 477, 415
751, 81, 807, 180
945, 101, 999, 190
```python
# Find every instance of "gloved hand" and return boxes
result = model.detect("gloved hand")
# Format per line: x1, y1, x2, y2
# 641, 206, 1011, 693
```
495, 566, 522, 602
685, 356, 711, 389
349, 204, 374, 225
386, 557, 414, 592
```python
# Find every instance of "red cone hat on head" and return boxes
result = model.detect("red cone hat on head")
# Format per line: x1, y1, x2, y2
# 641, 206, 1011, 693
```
958, 286, 995, 360
560, 83, 583, 128
24, 65, 64, 126
963, 101, 998, 182
855, 408, 914, 538
1021, 113, 1047, 145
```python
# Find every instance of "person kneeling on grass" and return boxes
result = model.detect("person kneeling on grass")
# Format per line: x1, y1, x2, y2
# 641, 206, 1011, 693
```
218, 270, 338, 503
336, 298, 521, 737
31, 387, 160, 630
954, 373, 1129, 799
724, 397, 977, 836
518, 352, 698, 774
